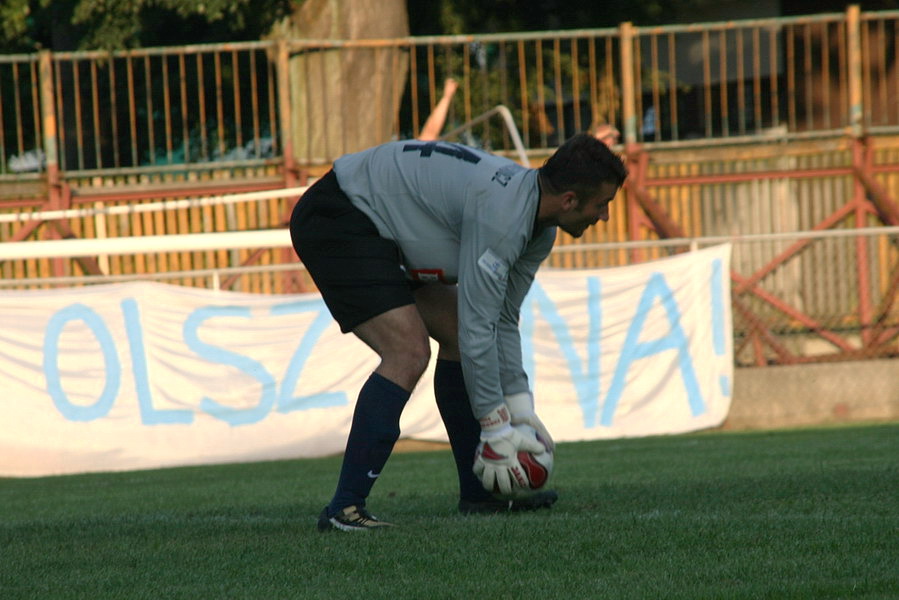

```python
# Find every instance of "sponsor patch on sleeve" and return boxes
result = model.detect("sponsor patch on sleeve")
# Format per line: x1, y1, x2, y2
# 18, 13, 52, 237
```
477, 248, 509, 282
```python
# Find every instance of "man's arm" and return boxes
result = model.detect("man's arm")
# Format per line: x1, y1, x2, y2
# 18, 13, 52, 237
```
495, 228, 557, 450
496, 227, 556, 395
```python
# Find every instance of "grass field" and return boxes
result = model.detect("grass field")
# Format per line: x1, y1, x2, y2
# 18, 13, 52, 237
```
2, 423, 897, 599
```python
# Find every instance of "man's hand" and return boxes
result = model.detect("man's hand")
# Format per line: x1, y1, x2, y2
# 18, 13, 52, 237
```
505, 392, 555, 452
473, 404, 546, 495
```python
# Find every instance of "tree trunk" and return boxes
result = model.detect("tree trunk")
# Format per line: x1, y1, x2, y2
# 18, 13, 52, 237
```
271, 0, 410, 165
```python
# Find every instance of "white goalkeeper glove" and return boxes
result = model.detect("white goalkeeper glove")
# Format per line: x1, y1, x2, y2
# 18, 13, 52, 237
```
473, 404, 546, 496
505, 391, 555, 452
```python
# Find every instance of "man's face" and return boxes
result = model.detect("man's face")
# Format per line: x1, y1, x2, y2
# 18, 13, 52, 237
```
558, 181, 619, 238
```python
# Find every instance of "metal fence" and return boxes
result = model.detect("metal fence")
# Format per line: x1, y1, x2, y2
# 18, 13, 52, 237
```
1, 7, 898, 179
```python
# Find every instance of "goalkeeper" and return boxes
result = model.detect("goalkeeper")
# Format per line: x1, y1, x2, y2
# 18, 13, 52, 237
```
290, 133, 627, 532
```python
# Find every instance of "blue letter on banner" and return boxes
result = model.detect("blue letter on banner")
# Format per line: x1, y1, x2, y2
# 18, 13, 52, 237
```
183, 306, 276, 426
600, 272, 706, 426
43, 303, 120, 422
522, 278, 602, 428
121, 298, 193, 425
271, 299, 348, 412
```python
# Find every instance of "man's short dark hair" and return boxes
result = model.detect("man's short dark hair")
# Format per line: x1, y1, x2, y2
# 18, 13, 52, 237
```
538, 133, 628, 201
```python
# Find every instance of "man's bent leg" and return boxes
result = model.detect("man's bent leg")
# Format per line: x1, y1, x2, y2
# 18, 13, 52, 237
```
326, 372, 410, 515
325, 305, 430, 518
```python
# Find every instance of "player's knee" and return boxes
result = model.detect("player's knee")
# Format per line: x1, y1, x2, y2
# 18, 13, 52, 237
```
381, 335, 430, 384
404, 337, 431, 378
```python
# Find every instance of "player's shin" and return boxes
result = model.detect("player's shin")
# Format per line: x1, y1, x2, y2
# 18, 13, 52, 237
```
327, 373, 410, 516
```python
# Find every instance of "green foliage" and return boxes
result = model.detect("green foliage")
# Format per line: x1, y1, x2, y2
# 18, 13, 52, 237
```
0, 0, 295, 52
408, 0, 899, 36
408, 0, 740, 35
0, 0, 25, 45
1, 424, 897, 599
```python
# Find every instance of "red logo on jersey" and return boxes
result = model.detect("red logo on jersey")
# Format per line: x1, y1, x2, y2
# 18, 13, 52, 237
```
409, 269, 447, 283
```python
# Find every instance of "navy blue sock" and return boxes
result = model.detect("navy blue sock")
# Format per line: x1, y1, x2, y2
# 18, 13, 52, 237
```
327, 373, 410, 516
434, 359, 492, 502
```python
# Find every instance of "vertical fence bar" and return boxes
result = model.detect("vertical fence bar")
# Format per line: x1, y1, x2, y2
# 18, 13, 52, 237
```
633, 33, 643, 142
719, 29, 729, 137
426, 43, 436, 108
126, 54, 138, 166
875, 20, 888, 127
769, 24, 779, 128
178, 53, 190, 162
144, 55, 156, 167
38, 51, 59, 184
30, 60, 42, 158
214, 51, 225, 158
803, 23, 813, 131
702, 30, 712, 136
392, 45, 402, 143
249, 50, 261, 157
838, 21, 848, 127
463, 42, 473, 133
409, 44, 420, 138
736, 28, 746, 134
587, 36, 597, 128
72, 59, 85, 170
232, 50, 243, 152
821, 22, 832, 129
275, 40, 296, 187
604, 36, 616, 129
517, 40, 529, 145
196, 54, 208, 160
53, 55, 66, 171
90, 60, 102, 168
0, 67, 6, 173
619, 22, 637, 146
847, 4, 864, 136
667, 32, 678, 140
38, 50, 66, 276
650, 33, 661, 141
752, 28, 762, 132
12, 63, 24, 160
266, 51, 278, 158
571, 38, 581, 133
861, 19, 873, 129
534, 40, 547, 148
552, 38, 565, 142
162, 54, 173, 164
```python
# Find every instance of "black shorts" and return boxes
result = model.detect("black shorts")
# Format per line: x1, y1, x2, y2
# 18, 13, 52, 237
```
289, 170, 415, 333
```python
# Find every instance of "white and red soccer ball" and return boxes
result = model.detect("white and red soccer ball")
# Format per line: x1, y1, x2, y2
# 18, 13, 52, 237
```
479, 425, 554, 498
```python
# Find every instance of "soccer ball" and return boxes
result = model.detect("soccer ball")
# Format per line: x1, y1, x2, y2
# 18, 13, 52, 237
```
501, 425, 554, 498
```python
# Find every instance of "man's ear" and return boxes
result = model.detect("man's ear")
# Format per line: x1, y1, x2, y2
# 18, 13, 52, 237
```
560, 191, 579, 212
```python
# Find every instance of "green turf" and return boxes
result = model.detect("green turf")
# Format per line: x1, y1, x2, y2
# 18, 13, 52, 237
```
1, 423, 897, 599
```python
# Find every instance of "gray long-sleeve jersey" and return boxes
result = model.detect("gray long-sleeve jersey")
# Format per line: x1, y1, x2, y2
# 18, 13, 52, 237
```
333, 140, 556, 418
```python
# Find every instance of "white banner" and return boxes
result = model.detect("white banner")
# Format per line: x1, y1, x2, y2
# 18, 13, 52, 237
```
0, 244, 732, 477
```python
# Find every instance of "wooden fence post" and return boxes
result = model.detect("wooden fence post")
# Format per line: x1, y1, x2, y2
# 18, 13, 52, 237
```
276, 40, 298, 188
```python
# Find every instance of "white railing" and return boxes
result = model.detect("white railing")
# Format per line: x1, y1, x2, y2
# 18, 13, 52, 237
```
1, 221, 896, 290
0, 186, 310, 224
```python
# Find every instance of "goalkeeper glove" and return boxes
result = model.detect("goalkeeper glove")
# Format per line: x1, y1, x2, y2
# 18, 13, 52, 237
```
505, 391, 555, 452
473, 404, 546, 496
